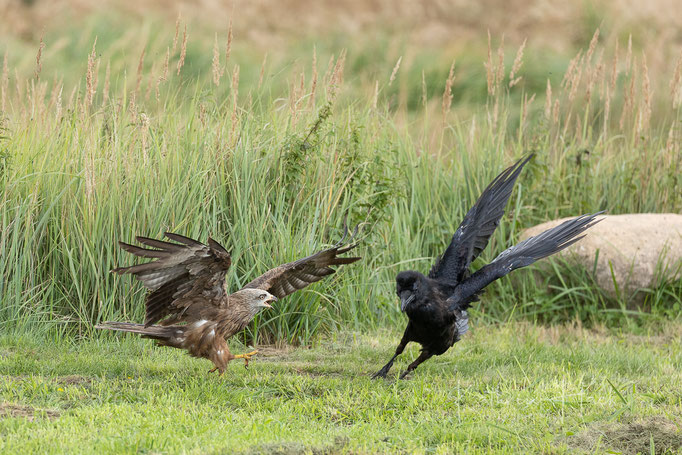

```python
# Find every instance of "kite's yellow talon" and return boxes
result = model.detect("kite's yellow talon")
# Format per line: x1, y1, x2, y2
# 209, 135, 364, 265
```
234, 350, 259, 368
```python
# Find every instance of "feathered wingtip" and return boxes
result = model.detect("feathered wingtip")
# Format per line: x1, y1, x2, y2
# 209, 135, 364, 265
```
330, 214, 364, 262
110, 231, 231, 274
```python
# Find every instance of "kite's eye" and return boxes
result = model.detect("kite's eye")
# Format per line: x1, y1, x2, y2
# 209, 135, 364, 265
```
259, 294, 267, 300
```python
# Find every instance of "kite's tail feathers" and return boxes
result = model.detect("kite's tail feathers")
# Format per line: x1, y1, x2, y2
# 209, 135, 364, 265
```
95, 321, 176, 341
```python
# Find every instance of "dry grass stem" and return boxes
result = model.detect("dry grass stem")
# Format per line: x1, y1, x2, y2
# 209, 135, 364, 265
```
562, 50, 582, 89
625, 34, 632, 74
521, 92, 535, 128
35, 36, 45, 80
212, 33, 221, 86
308, 46, 318, 110
172, 14, 180, 53
231, 64, 240, 141
495, 35, 505, 91
670, 50, 682, 108
372, 79, 379, 110
85, 38, 98, 108
544, 79, 552, 119
585, 28, 600, 62
258, 53, 267, 90
609, 40, 619, 93
509, 38, 526, 87
177, 24, 187, 75
156, 48, 169, 100
225, 18, 233, 64
388, 56, 402, 86
620, 60, 636, 130
135, 47, 146, 96
442, 60, 455, 122
327, 50, 346, 100
641, 54, 652, 133
1, 50, 8, 112
567, 55, 584, 103
103, 60, 110, 104
485, 30, 494, 95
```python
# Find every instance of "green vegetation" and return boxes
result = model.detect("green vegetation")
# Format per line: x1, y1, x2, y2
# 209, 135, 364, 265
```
1, 3, 682, 454
2, 324, 682, 454
2, 17, 681, 342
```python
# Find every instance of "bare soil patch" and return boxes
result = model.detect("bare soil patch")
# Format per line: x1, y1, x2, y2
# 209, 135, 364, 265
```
55, 374, 91, 386
0, 402, 60, 421
568, 416, 682, 454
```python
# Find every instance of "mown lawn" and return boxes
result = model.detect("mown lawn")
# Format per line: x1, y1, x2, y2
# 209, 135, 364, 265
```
1, 323, 681, 454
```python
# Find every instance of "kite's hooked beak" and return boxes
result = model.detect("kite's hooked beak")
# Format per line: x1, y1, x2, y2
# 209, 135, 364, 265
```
400, 292, 415, 312
262, 296, 278, 308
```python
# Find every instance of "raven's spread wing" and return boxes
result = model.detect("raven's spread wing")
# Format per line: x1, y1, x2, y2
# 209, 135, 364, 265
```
242, 233, 361, 299
112, 233, 232, 326
446, 212, 604, 310
428, 155, 533, 284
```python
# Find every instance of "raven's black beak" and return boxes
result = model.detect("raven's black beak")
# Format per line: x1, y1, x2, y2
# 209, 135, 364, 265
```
400, 293, 415, 312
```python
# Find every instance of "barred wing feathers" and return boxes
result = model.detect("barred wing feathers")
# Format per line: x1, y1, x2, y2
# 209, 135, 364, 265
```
112, 232, 232, 326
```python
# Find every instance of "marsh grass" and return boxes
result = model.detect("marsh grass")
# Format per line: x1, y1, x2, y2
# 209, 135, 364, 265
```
1, 17, 681, 343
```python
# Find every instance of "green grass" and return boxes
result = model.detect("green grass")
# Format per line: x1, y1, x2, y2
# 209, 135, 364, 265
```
2, 323, 682, 454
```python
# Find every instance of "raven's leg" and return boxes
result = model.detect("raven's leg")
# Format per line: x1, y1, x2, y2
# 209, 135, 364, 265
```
399, 350, 433, 379
372, 331, 409, 379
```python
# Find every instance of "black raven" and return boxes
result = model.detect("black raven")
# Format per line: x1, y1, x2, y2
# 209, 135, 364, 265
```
373, 155, 603, 379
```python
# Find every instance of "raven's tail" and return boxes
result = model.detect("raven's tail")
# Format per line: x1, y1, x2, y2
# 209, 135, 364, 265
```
95, 321, 175, 340
447, 211, 604, 309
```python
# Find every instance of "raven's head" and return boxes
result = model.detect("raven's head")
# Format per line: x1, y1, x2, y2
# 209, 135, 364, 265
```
395, 270, 426, 312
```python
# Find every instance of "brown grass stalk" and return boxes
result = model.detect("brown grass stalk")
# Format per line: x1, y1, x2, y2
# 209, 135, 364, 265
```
495, 35, 505, 91
485, 30, 494, 95
521, 92, 535, 129
585, 28, 600, 62
35, 36, 45, 80
225, 18, 233, 64
172, 14, 181, 54
670, 49, 682, 108
442, 60, 455, 122
103, 60, 110, 105
609, 40, 619, 93
509, 38, 526, 88
156, 48, 169, 100
212, 33, 221, 86
640, 54, 652, 133
177, 24, 187, 75
258, 53, 267, 90
135, 47, 145, 96
625, 34, 632, 74
544, 79, 552, 119
308, 46, 318, 110
231, 64, 240, 142
1, 50, 8, 112
85, 38, 98, 108
372, 80, 379, 110
388, 56, 402, 86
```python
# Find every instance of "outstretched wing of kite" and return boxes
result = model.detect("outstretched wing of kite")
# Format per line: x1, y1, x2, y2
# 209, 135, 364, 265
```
242, 229, 361, 299
112, 232, 232, 326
